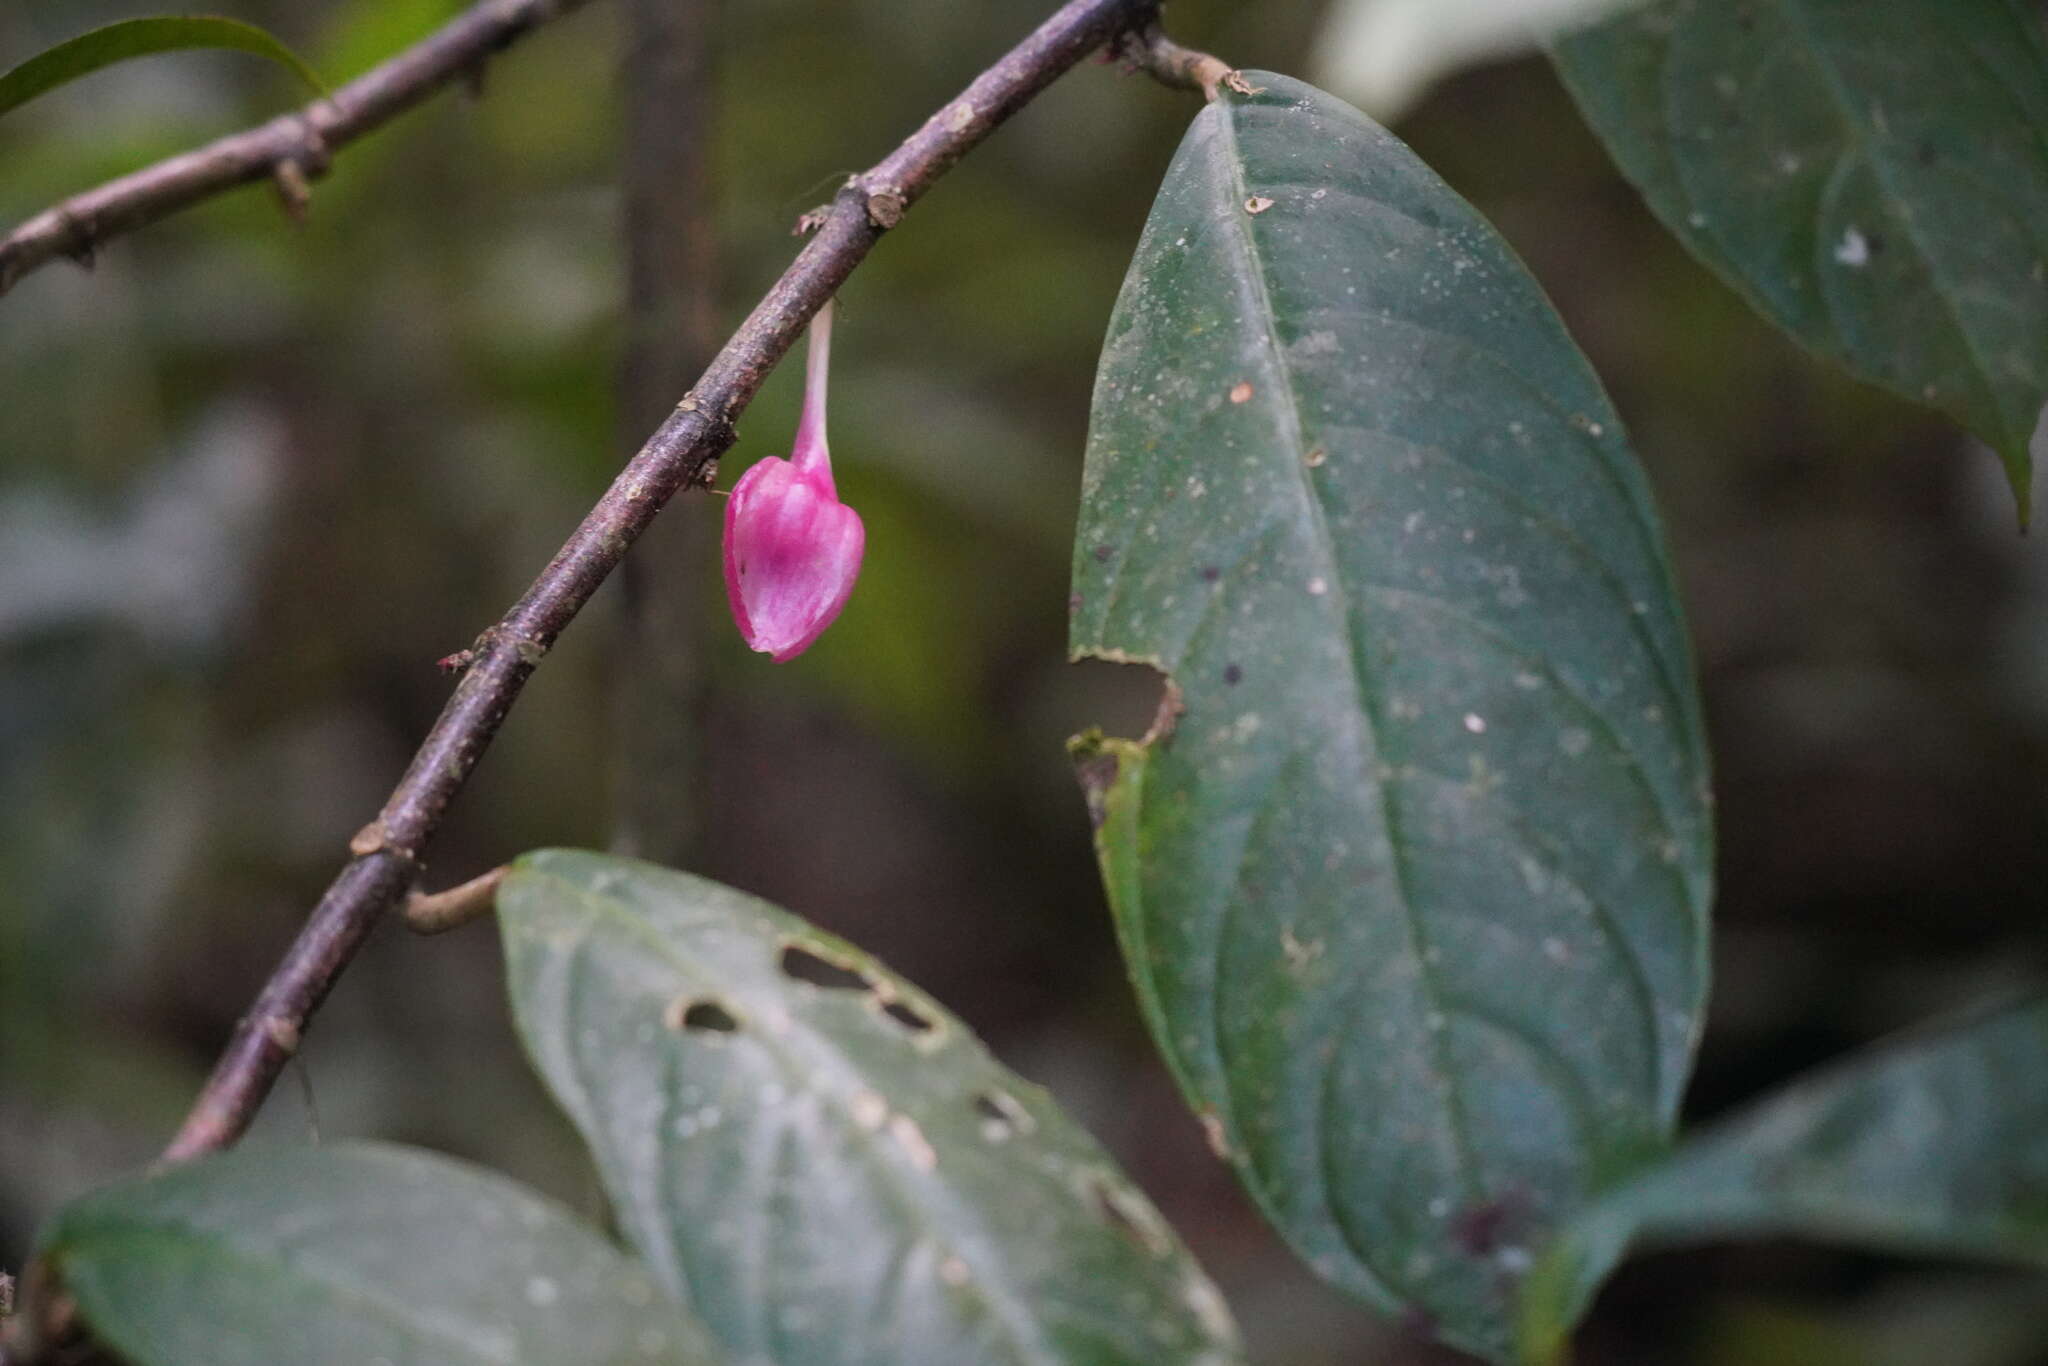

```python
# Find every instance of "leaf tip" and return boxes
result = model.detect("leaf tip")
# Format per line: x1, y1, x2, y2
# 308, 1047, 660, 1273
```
2000, 430, 2037, 533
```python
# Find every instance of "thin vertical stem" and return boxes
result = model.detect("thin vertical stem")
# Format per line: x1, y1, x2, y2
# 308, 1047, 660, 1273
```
789, 300, 835, 484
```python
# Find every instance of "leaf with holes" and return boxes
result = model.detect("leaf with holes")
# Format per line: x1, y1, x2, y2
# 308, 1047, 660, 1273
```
1551, 0, 2048, 506
34, 1141, 718, 1366
496, 849, 1244, 1366
0, 16, 325, 122
1518, 995, 2048, 1362
1070, 73, 1712, 1361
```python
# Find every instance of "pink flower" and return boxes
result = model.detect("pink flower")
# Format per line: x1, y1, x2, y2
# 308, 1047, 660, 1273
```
722, 301, 865, 662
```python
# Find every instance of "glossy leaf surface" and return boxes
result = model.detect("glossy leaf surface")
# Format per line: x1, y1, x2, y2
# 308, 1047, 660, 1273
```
498, 849, 1243, 1366
1552, 0, 2048, 502
37, 1141, 716, 1366
1070, 72, 1712, 1361
1519, 996, 2048, 1362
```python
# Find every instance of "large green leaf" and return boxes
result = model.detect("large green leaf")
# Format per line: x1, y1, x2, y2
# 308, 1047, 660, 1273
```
1069, 72, 1712, 1361
0, 16, 324, 122
497, 849, 1244, 1366
35, 1140, 718, 1366
1518, 995, 2048, 1363
1552, 0, 2048, 504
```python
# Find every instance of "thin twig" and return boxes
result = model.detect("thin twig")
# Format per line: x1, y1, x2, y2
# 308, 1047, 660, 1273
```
1114, 22, 1248, 102
0, 0, 599, 297
159, 0, 1174, 1167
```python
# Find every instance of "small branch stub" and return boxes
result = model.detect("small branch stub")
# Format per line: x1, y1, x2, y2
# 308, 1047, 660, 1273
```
864, 188, 906, 230
404, 866, 506, 934
272, 161, 315, 222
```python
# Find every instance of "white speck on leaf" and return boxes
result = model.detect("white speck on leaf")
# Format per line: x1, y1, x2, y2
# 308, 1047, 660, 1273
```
1463, 713, 1487, 734
850, 1090, 888, 1130
1835, 227, 1871, 267
890, 1113, 938, 1170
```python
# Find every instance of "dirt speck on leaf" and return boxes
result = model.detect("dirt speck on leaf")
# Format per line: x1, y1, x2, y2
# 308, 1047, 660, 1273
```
1077, 751, 1121, 830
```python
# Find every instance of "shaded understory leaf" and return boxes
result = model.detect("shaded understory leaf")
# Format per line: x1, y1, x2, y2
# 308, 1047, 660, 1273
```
1069, 71, 1712, 1362
1518, 995, 2048, 1364
0, 16, 325, 122
36, 1140, 717, 1366
497, 849, 1243, 1366
1552, 0, 2048, 506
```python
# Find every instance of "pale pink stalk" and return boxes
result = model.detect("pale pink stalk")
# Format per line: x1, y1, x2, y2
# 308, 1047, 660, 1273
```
722, 301, 865, 661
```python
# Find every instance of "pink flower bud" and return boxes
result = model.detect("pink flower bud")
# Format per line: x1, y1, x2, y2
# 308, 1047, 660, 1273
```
723, 301, 864, 662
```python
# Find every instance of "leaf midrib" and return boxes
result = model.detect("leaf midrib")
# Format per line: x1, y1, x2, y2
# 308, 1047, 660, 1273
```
1206, 94, 1486, 1243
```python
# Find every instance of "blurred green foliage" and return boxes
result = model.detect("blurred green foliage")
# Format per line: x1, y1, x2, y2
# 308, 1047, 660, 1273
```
3, 2, 2045, 1363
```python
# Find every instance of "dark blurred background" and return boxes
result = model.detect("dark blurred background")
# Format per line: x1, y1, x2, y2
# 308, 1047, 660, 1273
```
4, 1, 2047, 1362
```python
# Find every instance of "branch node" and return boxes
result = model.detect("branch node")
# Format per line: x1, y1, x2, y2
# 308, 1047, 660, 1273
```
54, 208, 97, 272
348, 820, 392, 857
864, 188, 906, 230
261, 1016, 302, 1055
688, 411, 739, 489
404, 865, 506, 934
460, 624, 552, 669
290, 114, 334, 178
